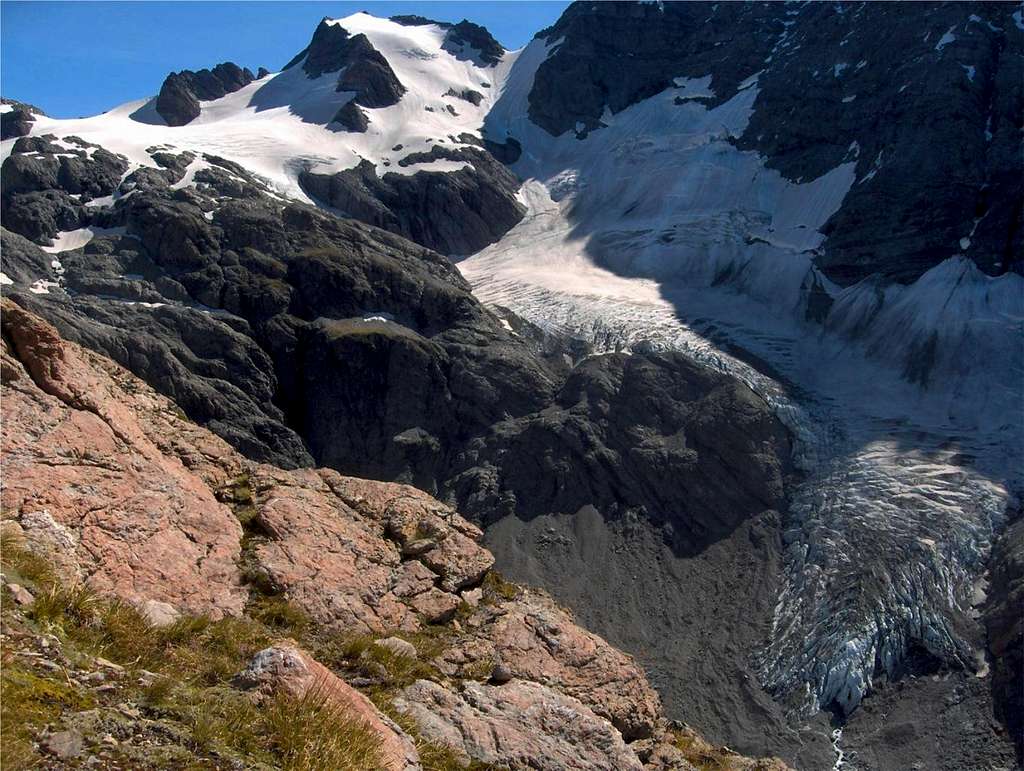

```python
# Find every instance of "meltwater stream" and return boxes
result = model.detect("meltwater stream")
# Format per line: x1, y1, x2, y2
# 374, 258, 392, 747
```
460, 228, 1018, 718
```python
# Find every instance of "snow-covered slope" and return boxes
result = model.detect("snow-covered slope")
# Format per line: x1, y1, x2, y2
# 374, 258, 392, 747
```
1, 13, 500, 200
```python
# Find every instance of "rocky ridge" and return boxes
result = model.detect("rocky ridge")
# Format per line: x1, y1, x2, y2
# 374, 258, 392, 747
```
1, 98, 45, 140
0, 298, 791, 770
155, 62, 258, 126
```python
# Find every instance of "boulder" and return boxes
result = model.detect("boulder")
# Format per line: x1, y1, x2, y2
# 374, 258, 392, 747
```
376, 637, 417, 659
236, 644, 421, 771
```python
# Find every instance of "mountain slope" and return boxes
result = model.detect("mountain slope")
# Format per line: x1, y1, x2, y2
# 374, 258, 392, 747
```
1, 4, 1022, 770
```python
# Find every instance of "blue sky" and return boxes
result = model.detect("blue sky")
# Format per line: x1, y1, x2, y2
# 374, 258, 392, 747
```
1, 1, 570, 118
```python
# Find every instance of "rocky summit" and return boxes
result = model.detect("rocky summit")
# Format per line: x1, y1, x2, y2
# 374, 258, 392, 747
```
1, 3, 1021, 770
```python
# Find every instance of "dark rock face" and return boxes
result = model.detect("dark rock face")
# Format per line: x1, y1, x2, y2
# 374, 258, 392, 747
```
388, 14, 504, 66
389, 14, 446, 28
0, 227, 54, 283
529, 1, 1023, 284
985, 514, 1024, 762
0, 132, 789, 552
451, 348, 790, 545
299, 146, 525, 255
482, 136, 522, 165
443, 20, 505, 66
331, 101, 369, 132
285, 20, 405, 109
1, 98, 44, 139
155, 62, 256, 126
0, 134, 127, 243
287, 18, 351, 77
445, 87, 484, 106
336, 35, 406, 108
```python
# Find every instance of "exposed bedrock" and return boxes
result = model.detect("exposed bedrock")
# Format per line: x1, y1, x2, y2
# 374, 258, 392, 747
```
155, 62, 256, 126
389, 15, 505, 66
1, 97, 45, 139
299, 146, 525, 256
285, 19, 405, 107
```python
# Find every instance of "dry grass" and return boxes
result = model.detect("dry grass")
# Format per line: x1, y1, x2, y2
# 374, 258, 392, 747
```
315, 633, 438, 690
264, 684, 385, 771
0, 533, 432, 770
0, 530, 506, 770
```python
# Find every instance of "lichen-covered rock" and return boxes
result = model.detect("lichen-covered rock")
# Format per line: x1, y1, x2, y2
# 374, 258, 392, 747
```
241, 467, 492, 633
434, 587, 661, 741
236, 644, 421, 771
0, 299, 246, 618
394, 678, 643, 771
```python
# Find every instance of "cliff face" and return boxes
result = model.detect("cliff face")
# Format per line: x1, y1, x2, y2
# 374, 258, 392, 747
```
528, 1, 1022, 285
0, 299, 790, 770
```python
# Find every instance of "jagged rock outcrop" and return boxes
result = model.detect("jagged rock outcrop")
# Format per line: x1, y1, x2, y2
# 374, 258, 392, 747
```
528, 1, 1022, 283
1, 97, 45, 139
300, 145, 525, 255
0, 300, 790, 771
286, 19, 405, 108
1, 135, 127, 242
336, 34, 406, 107
443, 20, 505, 66
332, 100, 369, 132
155, 62, 256, 126
444, 87, 484, 106
389, 16, 505, 66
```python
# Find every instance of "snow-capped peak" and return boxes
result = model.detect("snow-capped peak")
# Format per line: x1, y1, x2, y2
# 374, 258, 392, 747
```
0, 13, 512, 201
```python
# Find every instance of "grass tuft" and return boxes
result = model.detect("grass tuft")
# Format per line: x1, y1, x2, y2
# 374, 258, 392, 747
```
481, 571, 519, 603
264, 683, 385, 771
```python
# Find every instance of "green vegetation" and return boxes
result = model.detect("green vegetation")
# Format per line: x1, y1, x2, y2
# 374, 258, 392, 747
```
481, 570, 520, 602
0, 528, 495, 770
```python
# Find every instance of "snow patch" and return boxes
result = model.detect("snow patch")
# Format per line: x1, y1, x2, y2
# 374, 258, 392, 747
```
935, 27, 957, 51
